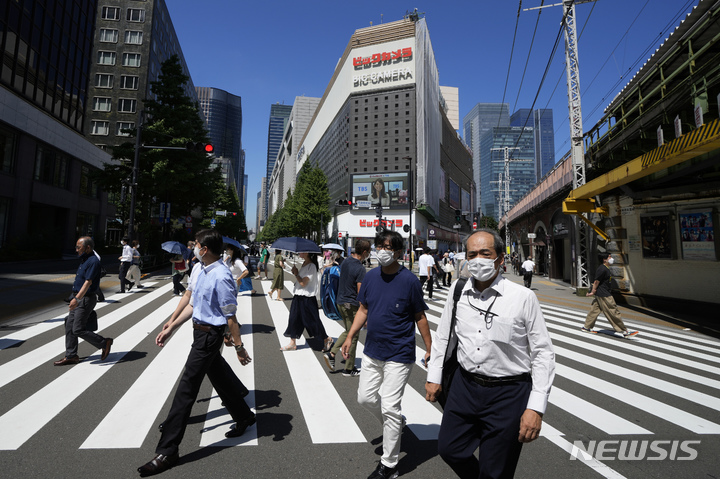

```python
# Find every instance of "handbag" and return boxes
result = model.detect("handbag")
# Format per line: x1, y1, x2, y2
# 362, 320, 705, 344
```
437, 277, 467, 408
443, 262, 454, 273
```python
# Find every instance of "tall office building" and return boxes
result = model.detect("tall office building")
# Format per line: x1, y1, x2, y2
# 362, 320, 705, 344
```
264, 103, 292, 220
242, 173, 248, 213
479, 126, 536, 221
196, 86, 243, 199
0, 0, 113, 252
510, 108, 555, 179
85, 0, 199, 151
463, 103, 510, 211
257, 176, 267, 232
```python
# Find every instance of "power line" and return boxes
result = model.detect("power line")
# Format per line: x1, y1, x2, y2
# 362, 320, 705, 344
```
497, 1, 525, 129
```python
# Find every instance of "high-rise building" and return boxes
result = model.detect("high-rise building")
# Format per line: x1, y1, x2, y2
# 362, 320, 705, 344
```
265, 103, 292, 220
257, 177, 267, 232
242, 174, 248, 213
510, 108, 555, 180
196, 87, 243, 199
266, 96, 321, 216
0, 0, 113, 252
85, 0, 199, 151
479, 126, 536, 221
463, 103, 510, 210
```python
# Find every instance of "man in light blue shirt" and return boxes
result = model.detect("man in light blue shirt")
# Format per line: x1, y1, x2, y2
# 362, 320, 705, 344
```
138, 229, 254, 477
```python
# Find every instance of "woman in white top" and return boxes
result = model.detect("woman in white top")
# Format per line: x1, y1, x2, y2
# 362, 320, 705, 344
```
224, 245, 256, 295
280, 251, 333, 352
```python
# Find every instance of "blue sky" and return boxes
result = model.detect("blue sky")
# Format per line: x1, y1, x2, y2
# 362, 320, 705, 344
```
166, 0, 698, 228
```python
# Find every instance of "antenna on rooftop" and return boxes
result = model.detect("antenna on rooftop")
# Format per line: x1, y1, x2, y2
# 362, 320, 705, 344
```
404, 9, 424, 22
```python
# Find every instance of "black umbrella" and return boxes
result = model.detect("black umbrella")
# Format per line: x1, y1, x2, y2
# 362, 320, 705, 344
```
271, 237, 321, 254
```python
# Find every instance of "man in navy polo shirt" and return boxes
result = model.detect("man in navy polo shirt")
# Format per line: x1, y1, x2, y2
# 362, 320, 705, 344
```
341, 230, 432, 479
53, 236, 113, 366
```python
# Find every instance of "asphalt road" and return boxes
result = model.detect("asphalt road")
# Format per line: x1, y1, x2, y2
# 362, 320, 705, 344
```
0, 260, 718, 478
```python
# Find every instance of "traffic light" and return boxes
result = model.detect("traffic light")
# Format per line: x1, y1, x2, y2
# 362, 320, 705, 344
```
455, 209, 462, 223
186, 142, 214, 153
337, 192, 352, 206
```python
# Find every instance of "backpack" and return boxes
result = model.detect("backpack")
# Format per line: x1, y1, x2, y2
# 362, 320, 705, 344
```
320, 263, 342, 321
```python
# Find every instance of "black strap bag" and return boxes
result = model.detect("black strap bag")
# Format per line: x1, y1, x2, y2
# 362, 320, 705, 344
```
437, 277, 468, 409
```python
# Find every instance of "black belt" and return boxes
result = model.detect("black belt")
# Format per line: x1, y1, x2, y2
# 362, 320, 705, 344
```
192, 322, 226, 333
460, 367, 531, 387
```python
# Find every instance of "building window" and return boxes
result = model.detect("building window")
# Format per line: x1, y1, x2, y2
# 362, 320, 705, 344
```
120, 75, 139, 90
118, 99, 137, 113
93, 97, 112, 112
101, 6, 120, 20
34, 145, 68, 189
99, 28, 118, 43
0, 126, 16, 174
97, 51, 116, 65
79, 166, 99, 198
91, 121, 110, 136
94, 74, 114, 88
124, 30, 143, 44
122, 53, 141, 67
127, 8, 145, 22
116, 122, 135, 136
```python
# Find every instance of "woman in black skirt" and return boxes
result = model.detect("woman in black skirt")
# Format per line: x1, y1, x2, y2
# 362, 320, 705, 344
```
280, 252, 334, 352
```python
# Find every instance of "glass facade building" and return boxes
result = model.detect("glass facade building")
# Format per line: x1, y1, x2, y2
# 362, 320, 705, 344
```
197, 86, 243, 199
265, 103, 291, 220
510, 108, 555, 180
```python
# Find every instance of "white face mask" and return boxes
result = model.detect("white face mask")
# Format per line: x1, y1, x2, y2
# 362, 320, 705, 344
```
193, 245, 204, 262
467, 257, 499, 282
376, 249, 396, 267
608, 256, 614, 265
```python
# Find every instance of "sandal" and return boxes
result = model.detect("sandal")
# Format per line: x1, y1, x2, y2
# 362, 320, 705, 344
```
280, 343, 296, 351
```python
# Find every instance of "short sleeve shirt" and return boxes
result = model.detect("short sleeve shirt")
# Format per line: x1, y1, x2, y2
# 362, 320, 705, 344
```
73, 253, 101, 293
594, 265, 612, 297
192, 261, 237, 326
337, 256, 366, 306
357, 265, 427, 363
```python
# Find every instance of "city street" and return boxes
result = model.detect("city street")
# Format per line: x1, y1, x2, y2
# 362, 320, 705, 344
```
0, 259, 718, 478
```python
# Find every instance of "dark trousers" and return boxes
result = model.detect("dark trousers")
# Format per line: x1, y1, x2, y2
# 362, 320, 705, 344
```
438, 368, 531, 479
157, 325, 252, 456
119, 261, 131, 292
523, 272, 533, 288
172, 273, 186, 295
65, 293, 106, 358
419, 275, 433, 299
284, 295, 327, 340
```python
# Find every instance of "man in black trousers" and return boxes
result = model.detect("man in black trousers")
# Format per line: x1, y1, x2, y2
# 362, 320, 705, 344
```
137, 229, 255, 476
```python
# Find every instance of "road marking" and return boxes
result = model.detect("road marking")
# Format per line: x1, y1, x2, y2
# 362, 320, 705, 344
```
80, 297, 183, 449
0, 283, 173, 390
0, 283, 176, 450
261, 280, 365, 444
199, 293, 257, 447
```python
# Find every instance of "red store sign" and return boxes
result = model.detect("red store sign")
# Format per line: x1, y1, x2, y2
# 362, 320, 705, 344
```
353, 47, 412, 67
359, 219, 404, 228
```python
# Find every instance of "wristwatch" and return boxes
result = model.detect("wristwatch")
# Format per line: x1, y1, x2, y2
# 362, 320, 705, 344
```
234, 343, 246, 353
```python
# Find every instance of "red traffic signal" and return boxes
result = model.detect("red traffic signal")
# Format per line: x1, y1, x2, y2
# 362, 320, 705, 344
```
186, 141, 214, 153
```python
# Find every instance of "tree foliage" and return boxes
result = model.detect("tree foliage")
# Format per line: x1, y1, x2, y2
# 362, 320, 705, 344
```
95, 55, 222, 247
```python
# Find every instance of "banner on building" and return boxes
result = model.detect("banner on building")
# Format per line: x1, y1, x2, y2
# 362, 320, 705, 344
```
640, 215, 672, 259
679, 211, 716, 261
350, 172, 410, 210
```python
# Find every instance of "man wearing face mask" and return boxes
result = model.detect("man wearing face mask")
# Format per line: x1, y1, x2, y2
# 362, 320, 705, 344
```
425, 229, 555, 479
583, 252, 638, 338
341, 231, 432, 479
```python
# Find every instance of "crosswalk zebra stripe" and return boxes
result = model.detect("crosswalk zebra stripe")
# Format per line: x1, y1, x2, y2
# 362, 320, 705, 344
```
549, 329, 720, 390
554, 344, 720, 410
315, 294, 444, 441
539, 423, 628, 479
0, 283, 174, 390
0, 282, 158, 351
556, 363, 720, 434
0, 283, 176, 450
80, 297, 186, 449
261, 281, 366, 444
199, 292, 258, 447
543, 314, 720, 377
548, 387, 652, 435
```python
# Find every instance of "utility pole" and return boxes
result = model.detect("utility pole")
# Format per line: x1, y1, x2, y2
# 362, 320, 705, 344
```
525, 0, 594, 291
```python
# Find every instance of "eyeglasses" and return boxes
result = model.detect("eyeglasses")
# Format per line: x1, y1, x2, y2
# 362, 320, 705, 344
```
466, 293, 499, 329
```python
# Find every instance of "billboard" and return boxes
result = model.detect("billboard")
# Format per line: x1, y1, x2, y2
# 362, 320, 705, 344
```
350, 172, 410, 210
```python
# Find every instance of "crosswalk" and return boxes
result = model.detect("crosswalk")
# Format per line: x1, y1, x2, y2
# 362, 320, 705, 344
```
1, 272, 719, 478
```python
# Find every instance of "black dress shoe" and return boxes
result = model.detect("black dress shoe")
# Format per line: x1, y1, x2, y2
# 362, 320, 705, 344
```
53, 356, 80, 366
101, 338, 113, 361
225, 414, 256, 438
137, 452, 179, 477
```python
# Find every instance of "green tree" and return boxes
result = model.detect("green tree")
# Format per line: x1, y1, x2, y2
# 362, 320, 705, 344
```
200, 186, 247, 239
479, 215, 499, 231
95, 55, 221, 247
289, 161, 331, 242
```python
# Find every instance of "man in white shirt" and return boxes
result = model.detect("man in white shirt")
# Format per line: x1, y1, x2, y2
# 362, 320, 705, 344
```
118, 237, 134, 293
418, 248, 435, 300
521, 256, 535, 288
425, 229, 555, 478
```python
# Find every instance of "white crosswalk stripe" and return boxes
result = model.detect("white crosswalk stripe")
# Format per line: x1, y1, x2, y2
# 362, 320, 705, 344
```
0, 274, 719, 470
